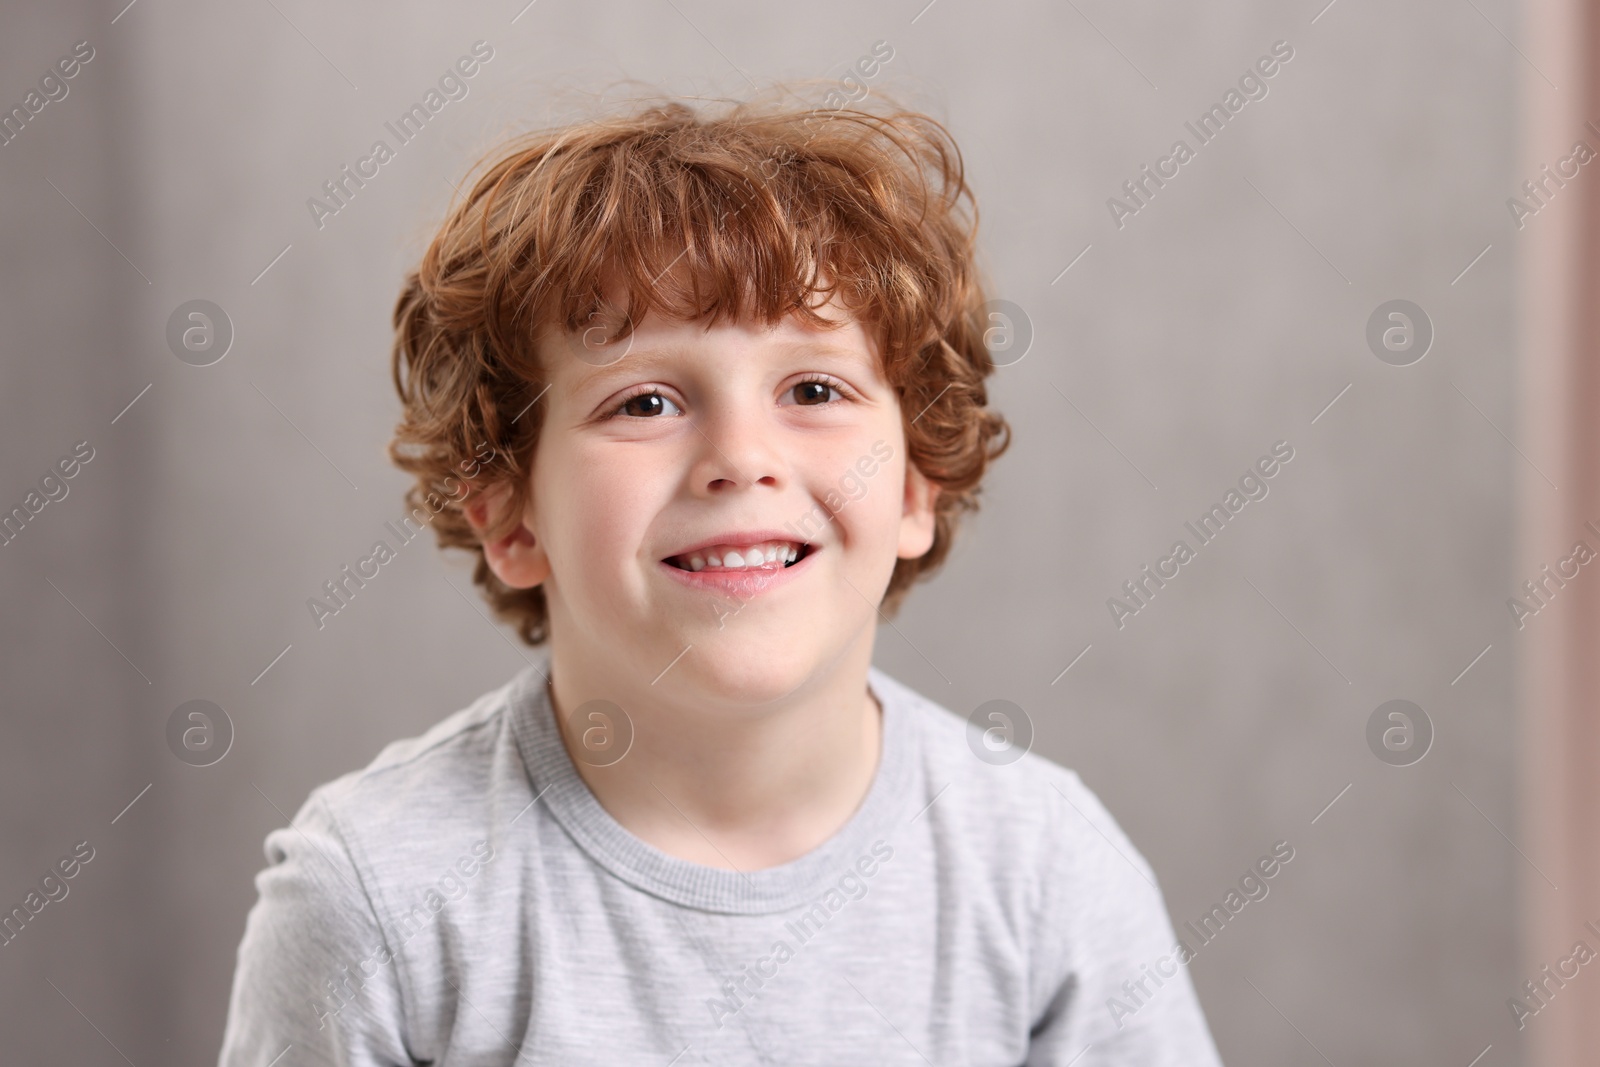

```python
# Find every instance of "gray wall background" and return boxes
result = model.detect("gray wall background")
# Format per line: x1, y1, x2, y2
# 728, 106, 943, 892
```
1, 0, 1530, 1062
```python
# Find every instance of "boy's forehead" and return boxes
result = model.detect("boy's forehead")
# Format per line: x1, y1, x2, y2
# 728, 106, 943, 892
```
538, 299, 883, 384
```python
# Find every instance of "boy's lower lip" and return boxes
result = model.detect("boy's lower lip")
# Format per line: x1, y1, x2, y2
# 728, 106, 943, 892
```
656, 546, 816, 597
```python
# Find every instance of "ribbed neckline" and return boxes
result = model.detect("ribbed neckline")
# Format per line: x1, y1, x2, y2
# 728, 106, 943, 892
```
506, 650, 916, 914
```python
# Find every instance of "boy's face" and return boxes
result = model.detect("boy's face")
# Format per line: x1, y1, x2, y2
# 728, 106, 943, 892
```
473, 292, 940, 705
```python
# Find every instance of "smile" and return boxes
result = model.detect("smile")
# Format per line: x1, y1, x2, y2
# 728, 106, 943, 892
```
664, 540, 811, 572
657, 541, 818, 597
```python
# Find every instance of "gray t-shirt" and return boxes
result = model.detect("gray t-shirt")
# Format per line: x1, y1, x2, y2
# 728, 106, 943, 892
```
217, 654, 1223, 1065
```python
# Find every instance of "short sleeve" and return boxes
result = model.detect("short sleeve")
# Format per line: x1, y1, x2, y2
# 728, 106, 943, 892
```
216, 790, 414, 1067
1025, 771, 1225, 1067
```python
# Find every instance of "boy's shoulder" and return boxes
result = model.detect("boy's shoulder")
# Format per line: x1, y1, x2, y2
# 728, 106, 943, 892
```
294, 670, 526, 852
870, 665, 1159, 890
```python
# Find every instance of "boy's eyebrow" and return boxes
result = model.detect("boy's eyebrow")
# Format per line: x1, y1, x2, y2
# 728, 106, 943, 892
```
572, 338, 869, 386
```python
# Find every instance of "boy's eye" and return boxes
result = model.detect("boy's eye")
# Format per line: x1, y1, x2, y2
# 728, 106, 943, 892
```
782, 377, 849, 406
609, 377, 850, 418
784, 379, 838, 404
612, 391, 684, 419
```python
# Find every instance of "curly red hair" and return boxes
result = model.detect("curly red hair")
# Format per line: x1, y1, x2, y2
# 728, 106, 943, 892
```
389, 88, 1011, 646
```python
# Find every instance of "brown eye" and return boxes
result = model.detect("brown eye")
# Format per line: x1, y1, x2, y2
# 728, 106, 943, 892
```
791, 381, 837, 406
615, 392, 682, 418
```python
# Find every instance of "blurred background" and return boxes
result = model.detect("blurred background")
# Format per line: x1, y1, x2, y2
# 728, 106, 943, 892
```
3, 0, 1598, 1063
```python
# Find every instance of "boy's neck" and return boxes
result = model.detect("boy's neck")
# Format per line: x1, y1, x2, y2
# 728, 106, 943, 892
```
544, 636, 884, 873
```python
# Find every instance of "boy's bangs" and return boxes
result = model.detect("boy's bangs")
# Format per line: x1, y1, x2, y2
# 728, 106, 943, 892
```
537, 150, 873, 351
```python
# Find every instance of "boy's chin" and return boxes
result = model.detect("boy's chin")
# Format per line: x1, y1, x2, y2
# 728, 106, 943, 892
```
664, 645, 820, 707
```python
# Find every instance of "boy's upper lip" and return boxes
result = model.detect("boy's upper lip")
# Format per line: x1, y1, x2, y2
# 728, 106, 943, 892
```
660, 529, 813, 560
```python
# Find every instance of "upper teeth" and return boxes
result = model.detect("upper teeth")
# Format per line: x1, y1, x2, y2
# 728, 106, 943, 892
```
678, 541, 801, 571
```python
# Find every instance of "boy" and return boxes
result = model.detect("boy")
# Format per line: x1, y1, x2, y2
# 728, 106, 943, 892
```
218, 92, 1223, 1065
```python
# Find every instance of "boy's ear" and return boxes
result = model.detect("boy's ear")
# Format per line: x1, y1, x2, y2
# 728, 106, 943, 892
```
896, 461, 941, 560
465, 482, 550, 589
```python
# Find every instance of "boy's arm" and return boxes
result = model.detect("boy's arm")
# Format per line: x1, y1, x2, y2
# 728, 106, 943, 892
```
216, 789, 414, 1067
1025, 771, 1225, 1067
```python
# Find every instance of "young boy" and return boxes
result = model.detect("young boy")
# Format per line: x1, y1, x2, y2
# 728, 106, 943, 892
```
218, 92, 1223, 1065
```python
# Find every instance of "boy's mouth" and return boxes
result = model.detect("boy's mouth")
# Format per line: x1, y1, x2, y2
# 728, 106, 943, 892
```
663, 540, 813, 572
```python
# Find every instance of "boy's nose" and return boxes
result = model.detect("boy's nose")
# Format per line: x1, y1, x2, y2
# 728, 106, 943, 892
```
691, 407, 785, 495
